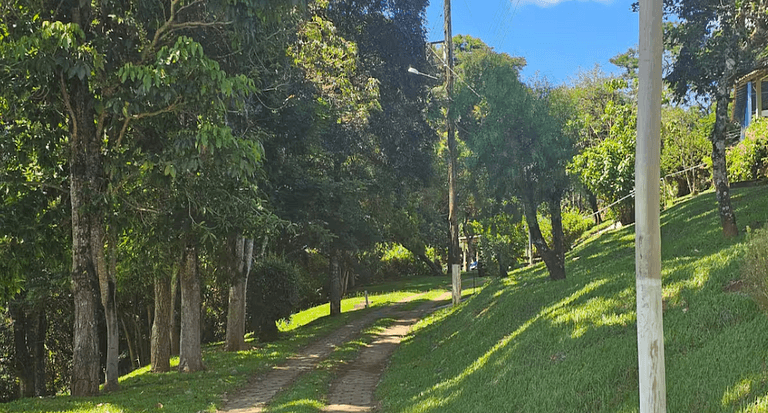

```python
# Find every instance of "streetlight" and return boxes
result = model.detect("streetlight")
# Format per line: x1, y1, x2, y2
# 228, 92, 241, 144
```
407, 66, 439, 80
407, 15, 461, 307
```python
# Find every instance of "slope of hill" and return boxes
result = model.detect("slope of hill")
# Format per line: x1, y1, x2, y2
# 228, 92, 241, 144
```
378, 186, 768, 412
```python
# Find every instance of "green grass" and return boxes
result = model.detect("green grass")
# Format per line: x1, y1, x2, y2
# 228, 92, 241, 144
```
378, 185, 768, 413
3, 283, 447, 413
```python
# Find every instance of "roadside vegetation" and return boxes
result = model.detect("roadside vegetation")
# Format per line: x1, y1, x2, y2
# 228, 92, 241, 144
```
378, 185, 768, 412
3, 281, 452, 413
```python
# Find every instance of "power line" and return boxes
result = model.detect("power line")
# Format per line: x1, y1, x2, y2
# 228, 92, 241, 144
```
428, 46, 482, 99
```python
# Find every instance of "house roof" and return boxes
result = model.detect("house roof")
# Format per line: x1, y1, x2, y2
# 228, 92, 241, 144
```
735, 68, 768, 87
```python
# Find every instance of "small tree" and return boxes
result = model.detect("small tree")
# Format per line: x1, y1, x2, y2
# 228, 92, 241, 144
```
569, 94, 637, 224
455, 50, 573, 281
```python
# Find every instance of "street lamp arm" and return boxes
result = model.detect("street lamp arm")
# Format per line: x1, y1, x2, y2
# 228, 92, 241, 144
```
407, 66, 439, 80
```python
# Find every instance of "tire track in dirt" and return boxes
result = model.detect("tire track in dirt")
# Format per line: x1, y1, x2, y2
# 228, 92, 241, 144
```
323, 292, 451, 413
218, 292, 441, 413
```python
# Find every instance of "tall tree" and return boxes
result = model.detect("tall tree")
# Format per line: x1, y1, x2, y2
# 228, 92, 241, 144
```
455, 50, 573, 281
262, 0, 435, 315
664, 0, 768, 236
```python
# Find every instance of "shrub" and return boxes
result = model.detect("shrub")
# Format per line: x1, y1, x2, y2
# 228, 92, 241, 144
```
728, 118, 768, 181
537, 208, 594, 253
741, 227, 768, 313
246, 256, 302, 342
561, 208, 595, 249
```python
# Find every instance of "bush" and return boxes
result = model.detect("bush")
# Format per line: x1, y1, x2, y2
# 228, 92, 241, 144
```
561, 208, 595, 249
246, 256, 302, 342
537, 209, 594, 253
741, 227, 768, 313
728, 119, 768, 181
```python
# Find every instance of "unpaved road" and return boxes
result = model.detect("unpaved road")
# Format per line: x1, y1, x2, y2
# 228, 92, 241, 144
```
218, 292, 450, 413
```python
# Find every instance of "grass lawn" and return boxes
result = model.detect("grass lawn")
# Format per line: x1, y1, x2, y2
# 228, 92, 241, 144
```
377, 185, 768, 412
3, 282, 448, 413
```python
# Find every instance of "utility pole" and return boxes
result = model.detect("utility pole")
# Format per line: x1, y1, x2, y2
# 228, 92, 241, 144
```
636, 0, 666, 410
444, 0, 461, 306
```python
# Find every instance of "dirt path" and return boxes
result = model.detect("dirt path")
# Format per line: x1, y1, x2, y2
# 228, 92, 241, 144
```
218, 292, 448, 413
323, 292, 451, 413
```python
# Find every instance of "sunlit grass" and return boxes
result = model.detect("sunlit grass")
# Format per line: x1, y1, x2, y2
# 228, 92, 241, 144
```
379, 186, 768, 413
278, 291, 417, 332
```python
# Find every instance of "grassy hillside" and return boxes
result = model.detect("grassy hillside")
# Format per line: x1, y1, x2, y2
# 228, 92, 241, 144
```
378, 185, 768, 412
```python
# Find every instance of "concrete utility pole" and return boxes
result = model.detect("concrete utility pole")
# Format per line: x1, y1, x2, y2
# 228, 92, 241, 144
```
444, 0, 461, 306
636, 0, 667, 411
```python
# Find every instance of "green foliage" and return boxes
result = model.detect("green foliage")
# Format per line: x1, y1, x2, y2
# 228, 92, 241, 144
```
476, 214, 527, 277
741, 226, 768, 313
288, 14, 380, 127
359, 244, 431, 281
561, 208, 595, 249
569, 99, 636, 224
247, 256, 302, 342
727, 119, 768, 182
535, 209, 596, 253
661, 106, 713, 194
294, 250, 329, 311
664, 0, 767, 101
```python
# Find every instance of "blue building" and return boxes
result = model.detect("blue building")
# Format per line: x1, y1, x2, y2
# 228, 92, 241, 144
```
733, 68, 768, 139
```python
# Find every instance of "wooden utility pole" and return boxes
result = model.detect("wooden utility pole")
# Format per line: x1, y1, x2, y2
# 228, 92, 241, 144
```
444, 0, 461, 306
636, 0, 667, 410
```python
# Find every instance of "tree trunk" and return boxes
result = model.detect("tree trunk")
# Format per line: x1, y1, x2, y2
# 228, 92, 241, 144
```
225, 236, 253, 352
93, 224, 119, 392
329, 249, 341, 316
416, 252, 444, 277
151, 275, 172, 373
340, 255, 351, 297
32, 310, 46, 396
61, 0, 102, 396
131, 315, 145, 367
713, 90, 739, 237
586, 190, 600, 225
178, 242, 204, 373
121, 316, 138, 370
10, 302, 34, 398
498, 252, 506, 277
549, 192, 566, 256
68, 75, 102, 398
523, 196, 566, 281
170, 271, 181, 356
259, 319, 280, 342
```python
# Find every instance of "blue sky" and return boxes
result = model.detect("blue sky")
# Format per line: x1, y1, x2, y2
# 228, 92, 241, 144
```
424, 0, 640, 85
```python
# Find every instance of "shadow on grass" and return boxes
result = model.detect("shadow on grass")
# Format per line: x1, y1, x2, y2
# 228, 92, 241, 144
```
378, 187, 768, 413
